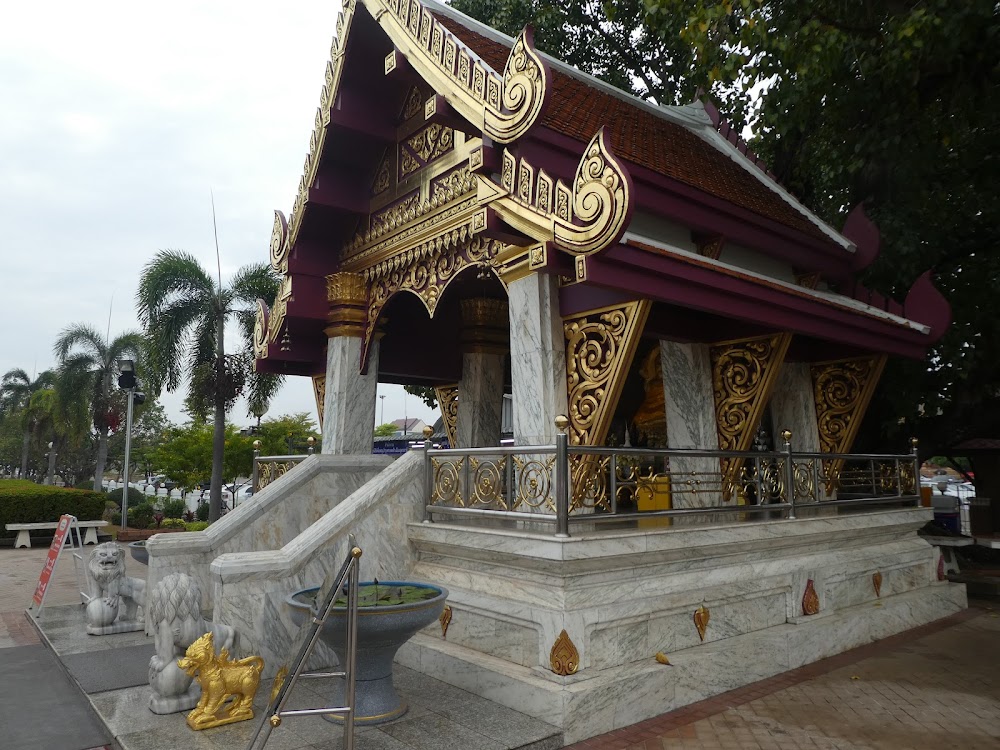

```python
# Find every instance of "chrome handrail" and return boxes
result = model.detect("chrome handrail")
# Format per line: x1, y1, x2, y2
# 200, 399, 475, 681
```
246, 535, 362, 750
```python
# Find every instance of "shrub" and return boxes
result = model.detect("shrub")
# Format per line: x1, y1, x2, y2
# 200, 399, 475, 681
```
0, 484, 106, 539
128, 502, 156, 529
107, 487, 146, 508
161, 499, 187, 519
184, 521, 210, 532
160, 518, 186, 529
74, 479, 95, 490
109, 512, 122, 526
195, 503, 210, 522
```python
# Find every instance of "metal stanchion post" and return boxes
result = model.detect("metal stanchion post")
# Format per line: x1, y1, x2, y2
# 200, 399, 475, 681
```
422, 426, 434, 523
554, 415, 570, 538
911, 437, 920, 506
782, 429, 795, 520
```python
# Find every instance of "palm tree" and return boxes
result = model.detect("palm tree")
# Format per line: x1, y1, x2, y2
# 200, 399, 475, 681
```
0, 368, 55, 477
54, 325, 145, 490
137, 250, 281, 521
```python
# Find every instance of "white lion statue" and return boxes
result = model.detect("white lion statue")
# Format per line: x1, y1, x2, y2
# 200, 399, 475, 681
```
147, 572, 236, 714
85, 542, 146, 635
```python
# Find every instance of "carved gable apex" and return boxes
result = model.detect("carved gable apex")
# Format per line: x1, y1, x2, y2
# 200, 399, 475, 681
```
363, 0, 550, 143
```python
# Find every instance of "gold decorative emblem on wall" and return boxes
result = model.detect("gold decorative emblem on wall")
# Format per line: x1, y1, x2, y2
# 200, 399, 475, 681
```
872, 571, 883, 598
802, 579, 820, 616
371, 149, 392, 196
434, 385, 459, 448
694, 605, 710, 642
710, 333, 792, 499
549, 629, 579, 675
811, 355, 887, 491
439, 605, 452, 638
312, 375, 327, 431
371, 0, 549, 144
399, 123, 454, 179
477, 128, 632, 259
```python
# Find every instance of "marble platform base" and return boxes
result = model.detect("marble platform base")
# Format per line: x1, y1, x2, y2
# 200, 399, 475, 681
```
398, 582, 966, 743
87, 620, 145, 636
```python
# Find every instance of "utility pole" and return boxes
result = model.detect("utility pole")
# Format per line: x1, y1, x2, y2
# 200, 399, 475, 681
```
379, 394, 386, 425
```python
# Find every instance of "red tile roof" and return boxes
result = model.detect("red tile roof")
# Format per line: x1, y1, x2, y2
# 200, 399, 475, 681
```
434, 14, 831, 243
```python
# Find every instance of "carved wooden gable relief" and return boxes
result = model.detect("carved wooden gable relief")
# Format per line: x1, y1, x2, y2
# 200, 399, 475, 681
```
810, 355, 887, 491
312, 374, 327, 430
709, 333, 792, 500
434, 385, 459, 448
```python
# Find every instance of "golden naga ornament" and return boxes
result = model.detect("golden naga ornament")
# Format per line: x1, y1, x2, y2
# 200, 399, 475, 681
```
694, 605, 710, 642
802, 579, 820, 616
549, 629, 579, 676
872, 571, 883, 598
178, 632, 264, 731
439, 605, 453, 639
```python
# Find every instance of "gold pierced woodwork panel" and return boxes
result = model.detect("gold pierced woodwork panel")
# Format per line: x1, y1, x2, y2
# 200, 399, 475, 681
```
434, 385, 459, 448
810, 355, 887, 492
399, 123, 454, 179
257, 458, 306, 491
312, 375, 326, 431
709, 333, 791, 500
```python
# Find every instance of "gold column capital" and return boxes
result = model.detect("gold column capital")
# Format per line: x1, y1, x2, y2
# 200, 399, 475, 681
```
460, 297, 509, 354
324, 272, 368, 338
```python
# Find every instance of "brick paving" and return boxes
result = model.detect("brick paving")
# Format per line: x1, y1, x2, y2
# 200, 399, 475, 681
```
567, 605, 1000, 750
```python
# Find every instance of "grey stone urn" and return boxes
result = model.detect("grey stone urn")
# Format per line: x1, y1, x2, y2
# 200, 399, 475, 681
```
127, 540, 148, 565
286, 581, 448, 725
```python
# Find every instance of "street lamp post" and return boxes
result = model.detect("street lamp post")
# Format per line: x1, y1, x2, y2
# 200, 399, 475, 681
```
117, 359, 140, 529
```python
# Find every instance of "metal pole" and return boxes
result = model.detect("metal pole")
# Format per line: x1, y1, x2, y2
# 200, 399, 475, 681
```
422, 427, 433, 522
554, 416, 570, 538
911, 437, 920, 506
121, 388, 134, 529
342, 545, 361, 750
782, 429, 795, 520
252, 440, 261, 493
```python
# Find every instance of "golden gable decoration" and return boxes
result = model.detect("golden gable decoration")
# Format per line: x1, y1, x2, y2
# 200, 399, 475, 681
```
477, 128, 633, 259
369, 0, 550, 144
434, 385, 459, 448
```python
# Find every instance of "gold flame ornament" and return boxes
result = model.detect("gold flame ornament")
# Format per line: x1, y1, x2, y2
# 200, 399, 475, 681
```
177, 631, 264, 730
694, 605, 710, 642
439, 605, 453, 639
549, 629, 579, 676
802, 579, 820, 616
872, 571, 883, 598
655, 652, 672, 665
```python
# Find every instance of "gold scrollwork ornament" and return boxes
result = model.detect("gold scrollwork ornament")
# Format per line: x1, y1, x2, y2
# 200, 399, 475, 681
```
549, 629, 579, 675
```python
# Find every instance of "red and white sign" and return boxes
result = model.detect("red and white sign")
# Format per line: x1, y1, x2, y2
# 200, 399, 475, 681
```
32, 514, 75, 609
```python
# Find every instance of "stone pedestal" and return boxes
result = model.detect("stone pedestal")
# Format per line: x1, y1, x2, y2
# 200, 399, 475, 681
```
661, 341, 721, 508
457, 352, 505, 448
508, 274, 567, 445
322, 337, 379, 454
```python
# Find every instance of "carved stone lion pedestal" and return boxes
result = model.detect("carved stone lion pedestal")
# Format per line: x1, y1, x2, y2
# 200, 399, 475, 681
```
85, 542, 146, 635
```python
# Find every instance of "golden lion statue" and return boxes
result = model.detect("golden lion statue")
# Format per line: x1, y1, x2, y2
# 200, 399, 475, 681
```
178, 631, 264, 730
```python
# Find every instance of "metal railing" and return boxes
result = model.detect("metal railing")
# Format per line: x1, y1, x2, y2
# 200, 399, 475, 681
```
422, 420, 921, 538
246, 534, 362, 750
252, 441, 316, 492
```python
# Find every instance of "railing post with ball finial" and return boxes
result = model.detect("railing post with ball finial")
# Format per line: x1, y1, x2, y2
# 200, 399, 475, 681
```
554, 415, 570, 538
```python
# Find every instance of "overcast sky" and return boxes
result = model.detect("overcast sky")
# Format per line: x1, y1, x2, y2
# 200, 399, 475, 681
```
1, 0, 438, 431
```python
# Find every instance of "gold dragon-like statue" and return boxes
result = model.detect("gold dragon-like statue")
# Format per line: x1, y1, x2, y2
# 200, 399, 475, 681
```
177, 631, 264, 730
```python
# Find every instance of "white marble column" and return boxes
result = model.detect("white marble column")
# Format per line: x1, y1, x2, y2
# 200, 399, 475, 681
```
769, 363, 821, 453
661, 340, 721, 508
457, 352, 505, 448
508, 274, 568, 445
322, 337, 379, 455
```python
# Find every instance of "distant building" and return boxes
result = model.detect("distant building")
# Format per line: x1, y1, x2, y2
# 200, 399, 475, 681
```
390, 418, 426, 437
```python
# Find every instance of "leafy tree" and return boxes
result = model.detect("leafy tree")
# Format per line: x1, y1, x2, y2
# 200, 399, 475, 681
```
0, 369, 55, 477
254, 412, 319, 456
106, 398, 171, 483
149, 422, 255, 493
374, 423, 398, 437
137, 251, 282, 521
403, 385, 439, 409
53, 325, 144, 490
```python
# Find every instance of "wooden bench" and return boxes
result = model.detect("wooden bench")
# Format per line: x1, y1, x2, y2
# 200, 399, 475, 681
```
6, 520, 109, 548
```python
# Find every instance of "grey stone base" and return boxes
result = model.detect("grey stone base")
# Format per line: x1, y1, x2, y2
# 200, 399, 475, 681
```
148, 683, 200, 715
397, 583, 967, 744
87, 620, 145, 635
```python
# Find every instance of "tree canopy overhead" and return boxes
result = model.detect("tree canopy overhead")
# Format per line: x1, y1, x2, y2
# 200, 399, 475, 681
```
452, 0, 1000, 455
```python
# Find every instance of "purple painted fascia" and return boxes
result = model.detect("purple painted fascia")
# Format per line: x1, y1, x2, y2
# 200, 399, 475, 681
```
288, 240, 340, 278
903, 271, 952, 343
308, 183, 369, 215
842, 203, 880, 272
529, 126, 853, 279
575, 242, 932, 359
330, 89, 396, 142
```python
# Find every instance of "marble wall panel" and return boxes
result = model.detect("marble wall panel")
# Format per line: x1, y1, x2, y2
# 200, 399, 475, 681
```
508, 274, 567, 445
770, 362, 821, 452
322, 337, 379, 454
661, 341, 721, 508
456, 352, 505, 448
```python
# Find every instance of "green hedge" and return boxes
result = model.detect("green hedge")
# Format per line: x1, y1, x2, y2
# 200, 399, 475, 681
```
0, 483, 106, 539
